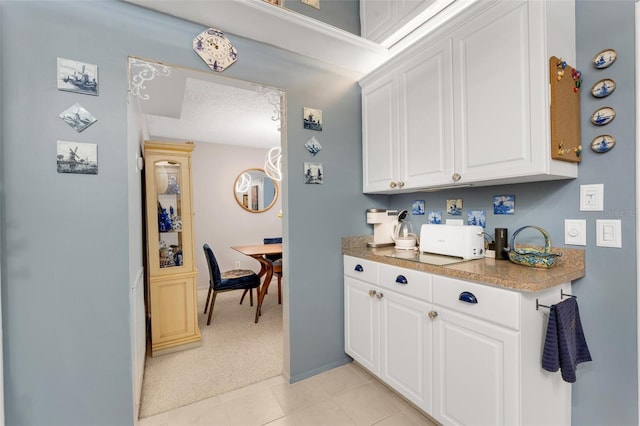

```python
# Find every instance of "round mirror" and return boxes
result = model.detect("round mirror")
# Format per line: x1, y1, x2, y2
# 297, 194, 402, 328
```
234, 168, 279, 213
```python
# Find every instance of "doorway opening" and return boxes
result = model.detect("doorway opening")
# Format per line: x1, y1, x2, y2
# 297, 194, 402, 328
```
128, 57, 287, 418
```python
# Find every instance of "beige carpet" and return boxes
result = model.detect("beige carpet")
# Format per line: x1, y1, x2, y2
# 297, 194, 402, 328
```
139, 286, 283, 418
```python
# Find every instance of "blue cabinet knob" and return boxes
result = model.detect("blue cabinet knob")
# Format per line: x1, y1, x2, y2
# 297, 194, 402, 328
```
459, 291, 478, 304
354, 264, 364, 272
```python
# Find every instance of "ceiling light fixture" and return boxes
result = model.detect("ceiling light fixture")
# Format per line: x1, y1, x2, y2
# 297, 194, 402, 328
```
265, 146, 282, 181
236, 172, 251, 193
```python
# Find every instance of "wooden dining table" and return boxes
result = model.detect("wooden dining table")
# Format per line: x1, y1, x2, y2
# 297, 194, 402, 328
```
231, 243, 282, 323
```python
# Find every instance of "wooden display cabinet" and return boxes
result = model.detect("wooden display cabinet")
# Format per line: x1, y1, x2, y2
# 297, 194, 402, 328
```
143, 141, 201, 356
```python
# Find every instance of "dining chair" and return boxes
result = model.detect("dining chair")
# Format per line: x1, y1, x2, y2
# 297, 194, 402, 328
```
203, 244, 260, 325
263, 237, 283, 304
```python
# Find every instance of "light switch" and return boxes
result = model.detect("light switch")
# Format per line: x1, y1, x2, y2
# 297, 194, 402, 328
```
603, 225, 614, 241
596, 219, 621, 248
564, 219, 586, 246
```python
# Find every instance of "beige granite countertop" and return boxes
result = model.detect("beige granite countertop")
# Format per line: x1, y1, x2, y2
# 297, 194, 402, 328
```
342, 236, 585, 293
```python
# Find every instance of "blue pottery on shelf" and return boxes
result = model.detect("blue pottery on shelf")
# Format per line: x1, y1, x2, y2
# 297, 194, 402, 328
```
158, 209, 172, 232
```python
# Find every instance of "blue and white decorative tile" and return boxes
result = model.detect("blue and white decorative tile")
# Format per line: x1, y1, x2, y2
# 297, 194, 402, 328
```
493, 195, 515, 215
59, 103, 97, 133
412, 200, 425, 215
446, 199, 462, 215
428, 211, 442, 224
467, 210, 486, 228
305, 136, 322, 156
303, 107, 322, 131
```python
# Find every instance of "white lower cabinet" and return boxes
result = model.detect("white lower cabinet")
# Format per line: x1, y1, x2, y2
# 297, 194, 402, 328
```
379, 285, 432, 412
431, 306, 519, 425
344, 256, 572, 425
345, 275, 380, 374
344, 256, 433, 412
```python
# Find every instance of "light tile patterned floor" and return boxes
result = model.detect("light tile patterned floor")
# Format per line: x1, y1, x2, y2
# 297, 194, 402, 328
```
137, 363, 438, 426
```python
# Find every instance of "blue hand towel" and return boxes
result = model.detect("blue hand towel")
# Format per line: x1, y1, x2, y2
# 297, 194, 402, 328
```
542, 297, 592, 383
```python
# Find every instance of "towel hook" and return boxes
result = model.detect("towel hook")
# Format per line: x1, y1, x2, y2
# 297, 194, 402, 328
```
536, 289, 577, 311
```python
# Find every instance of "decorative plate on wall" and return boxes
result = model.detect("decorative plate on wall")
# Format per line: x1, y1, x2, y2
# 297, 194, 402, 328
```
590, 107, 616, 126
593, 49, 617, 69
591, 79, 616, 98
591, 135, 616, 153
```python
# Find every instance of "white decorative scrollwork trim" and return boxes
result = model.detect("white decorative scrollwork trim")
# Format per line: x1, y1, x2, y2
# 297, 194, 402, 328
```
128, 58, 172, 101
255, 86, 285, 131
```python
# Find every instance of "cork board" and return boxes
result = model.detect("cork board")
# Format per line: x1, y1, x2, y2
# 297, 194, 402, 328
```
549, 56, 582, 163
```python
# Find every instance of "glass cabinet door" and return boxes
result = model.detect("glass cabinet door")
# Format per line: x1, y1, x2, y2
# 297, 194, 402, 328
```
145, 149, 194, 277
155, 160, 184, 269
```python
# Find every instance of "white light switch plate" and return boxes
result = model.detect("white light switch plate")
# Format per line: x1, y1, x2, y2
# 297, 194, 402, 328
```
565, 219, 586, 245
580, 184, 604, 211
596, 219, 621, 248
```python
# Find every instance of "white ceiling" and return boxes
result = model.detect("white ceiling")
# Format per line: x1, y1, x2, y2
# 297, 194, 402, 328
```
130, 58, 283, 149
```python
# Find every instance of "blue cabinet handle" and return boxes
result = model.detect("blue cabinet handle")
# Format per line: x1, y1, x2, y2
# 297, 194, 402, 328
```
395, 275, 408, 284
459, 291, 478, 304
354, 264, 364, 272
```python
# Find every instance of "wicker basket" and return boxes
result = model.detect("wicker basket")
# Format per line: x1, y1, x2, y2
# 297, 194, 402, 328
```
505, 226, 561, 268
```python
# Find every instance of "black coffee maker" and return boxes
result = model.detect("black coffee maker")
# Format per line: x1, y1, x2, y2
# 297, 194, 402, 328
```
495, 228, 508, 260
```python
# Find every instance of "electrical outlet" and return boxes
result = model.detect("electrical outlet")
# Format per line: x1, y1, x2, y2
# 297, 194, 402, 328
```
564, 219, 586, 246
235, 261, 241, 268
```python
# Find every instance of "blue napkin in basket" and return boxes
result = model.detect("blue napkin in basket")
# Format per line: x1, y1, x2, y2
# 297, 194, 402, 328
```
542, 297, 592, 383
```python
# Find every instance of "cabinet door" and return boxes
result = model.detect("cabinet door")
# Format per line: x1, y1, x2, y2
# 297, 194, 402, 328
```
150, 275, 199, 348
452, 1, 536, 183
432, 307, 519, 426
362, 77, 398, 193
398, 38, 454, 188
344, 276, 379, 374
379, 290, 432, 413
145, 152, 195, 277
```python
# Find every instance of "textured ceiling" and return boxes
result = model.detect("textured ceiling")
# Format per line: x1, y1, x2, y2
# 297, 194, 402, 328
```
130, 58, 282, 149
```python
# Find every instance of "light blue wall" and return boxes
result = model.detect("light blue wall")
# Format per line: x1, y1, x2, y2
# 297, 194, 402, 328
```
3, 1, 635, 425
284, 0, 360, 35
2, 3, 136, 425
0, 1, 375, 424
390, 1, 638, 424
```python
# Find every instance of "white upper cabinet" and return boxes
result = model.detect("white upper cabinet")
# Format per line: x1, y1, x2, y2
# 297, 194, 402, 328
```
362, 77, 398, 192
362, 37, 454, 192
360, 0, 578, 194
